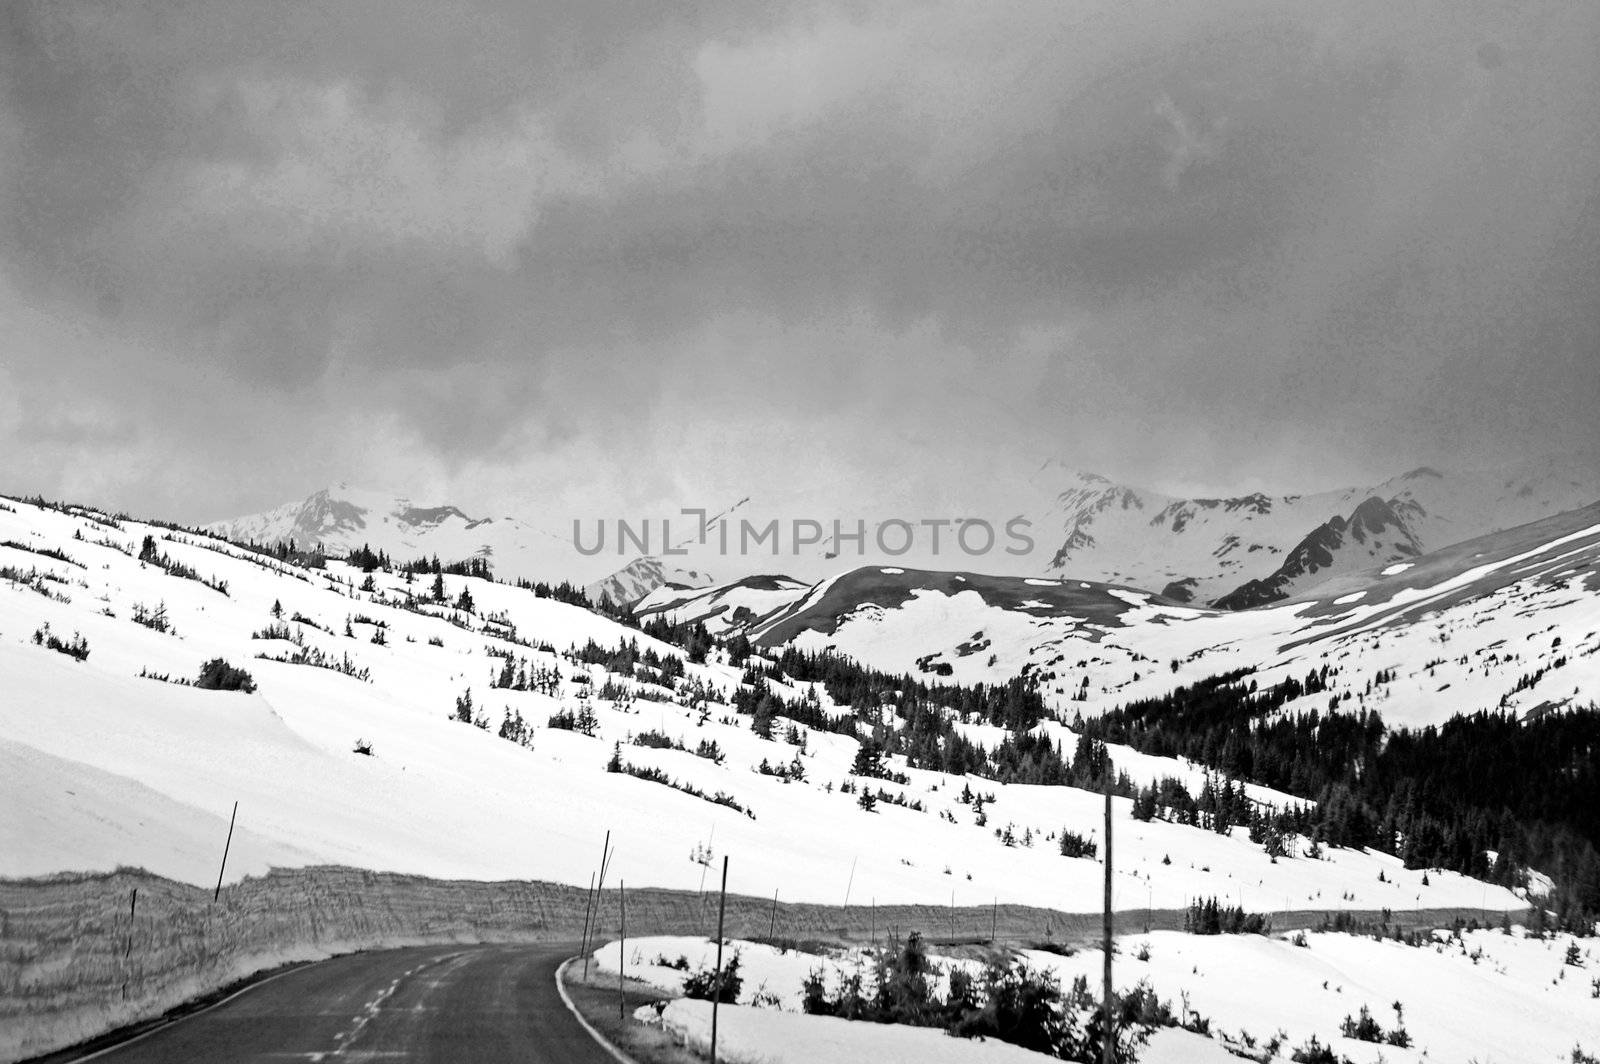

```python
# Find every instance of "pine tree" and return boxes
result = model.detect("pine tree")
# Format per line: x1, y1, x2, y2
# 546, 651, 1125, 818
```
851, 737, 886, 779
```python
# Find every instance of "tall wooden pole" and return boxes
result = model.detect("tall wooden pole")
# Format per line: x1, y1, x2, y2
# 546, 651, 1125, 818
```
711, 856, 729, 1064
1102, 768, 1115, 1064
213, 802, 238, 904
587, 841, 614, 979
768, 888, 779, 941
583, 830, 611, 980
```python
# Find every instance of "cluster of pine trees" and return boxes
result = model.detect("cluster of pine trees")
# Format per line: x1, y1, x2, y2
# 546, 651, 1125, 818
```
1182, 897, 1271, 935
486, 648, 563, 695
511, 577, 592, 608
398, 553, 492, 581
573, 636, 690, 690
1084, 670, 1600, 930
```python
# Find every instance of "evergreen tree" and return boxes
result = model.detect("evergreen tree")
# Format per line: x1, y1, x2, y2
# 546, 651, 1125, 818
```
851, 737, 887, 779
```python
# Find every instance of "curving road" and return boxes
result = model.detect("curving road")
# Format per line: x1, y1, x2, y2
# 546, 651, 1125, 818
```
73, 943, 615, 1064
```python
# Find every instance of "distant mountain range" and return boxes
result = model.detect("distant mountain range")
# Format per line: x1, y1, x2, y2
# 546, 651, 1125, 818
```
208, 459, 1600, 610
639, 499, 1600, 727
1031, 461, 1600, 607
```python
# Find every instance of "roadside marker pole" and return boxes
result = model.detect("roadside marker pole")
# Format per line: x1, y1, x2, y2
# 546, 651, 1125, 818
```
711, 856, 728, 1064
768, 888, 778, 941
992, 896, 998, 944
579, 871, 597, 974
122, 887, 138, 1000
213, 802, 238, 904
619, 880, 627, 1021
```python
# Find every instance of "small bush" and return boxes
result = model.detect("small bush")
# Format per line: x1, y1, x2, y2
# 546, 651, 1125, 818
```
1059, 829, 1098, 860
195, 658, 257, 693
1290, 1035, 1348, 1064
34, 624, 89, 662
682, 953, 741, 1003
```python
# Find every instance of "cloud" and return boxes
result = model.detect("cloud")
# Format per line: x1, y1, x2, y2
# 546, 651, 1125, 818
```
0, 0, 1596, 525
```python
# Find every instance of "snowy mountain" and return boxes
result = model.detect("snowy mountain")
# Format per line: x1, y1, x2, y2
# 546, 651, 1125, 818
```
1032, 460, 1600, 607
584, 555, 716, 608
207, 483, 616, 589
11, 489, 1583, 894
0, 491, 1483, 911
659, 501, 1600, 729
209, 460, 1599, 614
1210, 495, 1423, 610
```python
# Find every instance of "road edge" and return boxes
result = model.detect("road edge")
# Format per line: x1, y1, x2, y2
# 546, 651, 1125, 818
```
15, 957, 324, 1064
555, 957, 643, 1064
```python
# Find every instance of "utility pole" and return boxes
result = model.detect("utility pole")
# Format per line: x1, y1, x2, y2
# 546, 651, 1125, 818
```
1103, 766, 1115, 1064
711, 856, 729, 1064
213, 802, 238, 904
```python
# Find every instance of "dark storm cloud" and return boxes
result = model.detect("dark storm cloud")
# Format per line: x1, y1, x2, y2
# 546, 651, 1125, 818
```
0, 0, 1596, 520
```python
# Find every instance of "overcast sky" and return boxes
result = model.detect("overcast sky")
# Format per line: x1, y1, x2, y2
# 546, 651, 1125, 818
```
1, 0, 1596, 525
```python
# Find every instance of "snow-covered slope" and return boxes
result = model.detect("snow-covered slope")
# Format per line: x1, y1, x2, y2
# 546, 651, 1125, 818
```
597, 930, 1600, 1064
0, 494, 1524, 919
635, 574, 812, 635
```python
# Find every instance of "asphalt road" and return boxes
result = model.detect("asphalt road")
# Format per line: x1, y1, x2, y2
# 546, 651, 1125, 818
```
78, 943, 616, 1064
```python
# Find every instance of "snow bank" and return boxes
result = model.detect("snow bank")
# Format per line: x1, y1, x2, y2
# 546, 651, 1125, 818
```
654, 998, 1047, 1064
